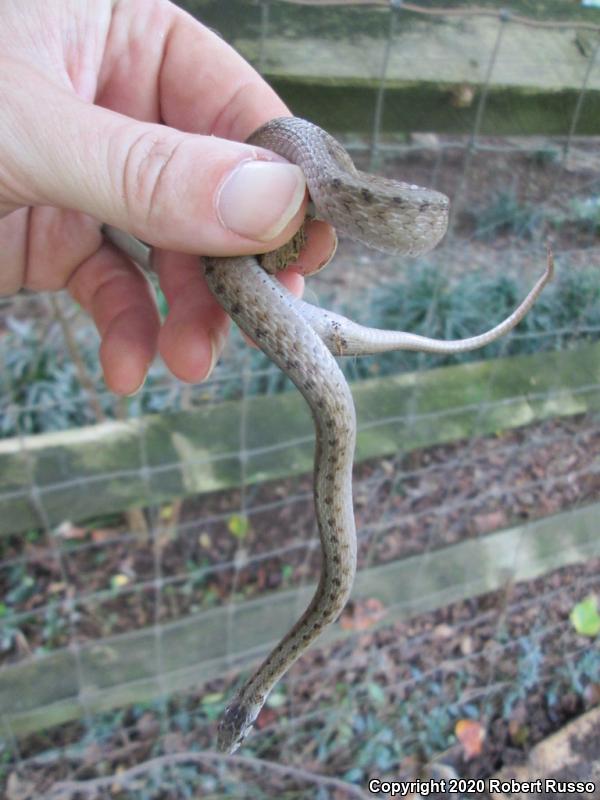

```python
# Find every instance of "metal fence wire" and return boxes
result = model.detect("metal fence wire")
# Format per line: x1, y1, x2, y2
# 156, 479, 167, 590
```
1, 1, 600, 798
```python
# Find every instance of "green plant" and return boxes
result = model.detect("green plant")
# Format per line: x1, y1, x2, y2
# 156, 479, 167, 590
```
5, 564, 37, 607
502, 636, 544, 716
474, 189, 544, 240
0, 620, 24, 653
563, 649, 600, 697
560, 195, 600, 235
3, 261, 600, 438
41, 602, 70, 648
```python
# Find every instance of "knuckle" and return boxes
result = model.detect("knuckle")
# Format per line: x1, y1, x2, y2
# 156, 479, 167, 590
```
120, 128, 186, 228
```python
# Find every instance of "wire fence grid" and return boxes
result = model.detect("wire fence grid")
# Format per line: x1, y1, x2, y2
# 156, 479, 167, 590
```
2, 1, 600, 797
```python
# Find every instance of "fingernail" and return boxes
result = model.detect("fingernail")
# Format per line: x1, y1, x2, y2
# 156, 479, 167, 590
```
205, 329, 226, 380
297, 231, 338, 275
124, 375, 147, 397
217, 160, 306, 242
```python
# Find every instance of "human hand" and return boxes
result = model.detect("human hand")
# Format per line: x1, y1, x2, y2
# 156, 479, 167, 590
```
0, 0, 336, 394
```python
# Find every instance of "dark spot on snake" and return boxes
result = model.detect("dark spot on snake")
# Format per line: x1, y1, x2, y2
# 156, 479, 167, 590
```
361, 188, 374, 203
333, 554, 341, 564
231, 303, 241, 314
254, 328, 265, 338
393, 195, 405, 205
327, 517, 335, 526
214, 282, 225, 294
205, 263, 214, 274
331, 177, 342, 189
324, 495, 333, 506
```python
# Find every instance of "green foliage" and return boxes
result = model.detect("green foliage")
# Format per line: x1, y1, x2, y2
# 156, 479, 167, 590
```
530, 146, 561, 166
0, 318, 100, 435
474, 190, 544, 241
348, 262, 600, 381
557, 195, 600, 235
502, 636, 544, 717
0, 319, 199, 436
5, 564, 36, 606
2, 260, 600, 436
562, 648, 600, 697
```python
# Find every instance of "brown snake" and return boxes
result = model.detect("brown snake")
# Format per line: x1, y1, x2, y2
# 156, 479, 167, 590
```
103, 116, 553, 754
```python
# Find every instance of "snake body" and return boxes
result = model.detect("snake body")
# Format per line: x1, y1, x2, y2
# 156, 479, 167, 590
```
202, 118, 553, 753
205, 254, 358, 753
103, 116, 553, 755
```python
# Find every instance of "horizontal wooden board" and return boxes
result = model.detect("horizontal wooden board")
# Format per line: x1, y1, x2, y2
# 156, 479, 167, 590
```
2, 500, 598, 736
179, 1, 600, 135
1, 343, 599, 535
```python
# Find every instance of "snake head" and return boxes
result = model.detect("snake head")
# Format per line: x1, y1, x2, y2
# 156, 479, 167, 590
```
217, 698, 263, 754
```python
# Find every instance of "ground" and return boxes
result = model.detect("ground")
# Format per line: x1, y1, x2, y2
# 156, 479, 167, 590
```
2, 134, 600, 796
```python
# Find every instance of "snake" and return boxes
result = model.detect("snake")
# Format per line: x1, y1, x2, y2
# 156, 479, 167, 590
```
103, 116, 553, 755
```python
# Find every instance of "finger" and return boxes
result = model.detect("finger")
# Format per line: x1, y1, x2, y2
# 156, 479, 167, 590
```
99, 1, 288, 140
67, 244, 160, 395
156, 250, 230, 383
290, 219, 338, 276
0, 208, 28, 295
24, 206, 102, 292
3, 65, 306, 256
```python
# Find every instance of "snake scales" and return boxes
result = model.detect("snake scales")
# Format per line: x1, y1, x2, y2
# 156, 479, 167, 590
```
103, 116, 552, 754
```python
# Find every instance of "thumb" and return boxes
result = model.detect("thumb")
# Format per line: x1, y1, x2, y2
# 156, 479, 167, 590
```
3, 74, 306, 255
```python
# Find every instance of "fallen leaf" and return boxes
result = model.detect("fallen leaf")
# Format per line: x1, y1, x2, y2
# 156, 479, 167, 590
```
91, 528, 118, 543
455, 718, 486, 760
110, 573, 130, 589
433, 623, 454, 640
508, 717, 529, 747
6, 772, 36, 800
255, 706, 277, 729
570, 595, 600, 637
201, 692, 224, 706
266, 690, 287, 709
473, 510, 507, 534
340, 598, 386, 631
136, 712, 159, 739
54, 520, 87, 540
198, 532, 211, 549
583, 683, 600, 707
228, 514, 250, 540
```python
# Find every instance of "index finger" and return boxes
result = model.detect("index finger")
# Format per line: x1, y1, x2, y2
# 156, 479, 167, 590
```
99, 1, 288, 140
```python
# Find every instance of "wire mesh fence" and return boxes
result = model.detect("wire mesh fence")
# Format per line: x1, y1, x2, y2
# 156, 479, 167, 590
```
2, 1, 600, 797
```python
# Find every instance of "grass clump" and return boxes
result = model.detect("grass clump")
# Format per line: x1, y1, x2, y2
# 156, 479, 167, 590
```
2, 260, 600, 436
